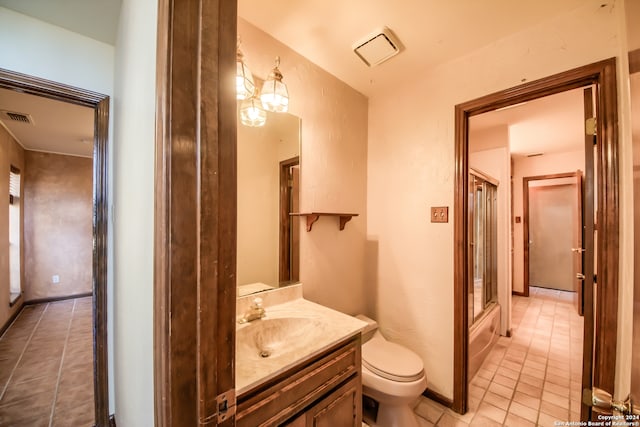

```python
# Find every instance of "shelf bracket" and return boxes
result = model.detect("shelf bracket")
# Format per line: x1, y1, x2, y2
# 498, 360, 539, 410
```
306, 214, 320, 232
339, 215, 353, 230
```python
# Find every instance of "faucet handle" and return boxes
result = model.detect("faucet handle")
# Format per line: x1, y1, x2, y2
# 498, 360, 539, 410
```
251, 297, 263, 308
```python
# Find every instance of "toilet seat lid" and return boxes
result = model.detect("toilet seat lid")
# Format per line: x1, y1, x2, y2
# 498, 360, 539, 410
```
362, 335, 424, 382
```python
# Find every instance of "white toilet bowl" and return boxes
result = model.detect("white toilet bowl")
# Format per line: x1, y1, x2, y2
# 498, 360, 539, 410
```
356, 316, 427, 427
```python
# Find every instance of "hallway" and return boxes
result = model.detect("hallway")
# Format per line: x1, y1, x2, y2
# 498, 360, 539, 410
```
414, 287, 584, 426
0, 297, 94, 426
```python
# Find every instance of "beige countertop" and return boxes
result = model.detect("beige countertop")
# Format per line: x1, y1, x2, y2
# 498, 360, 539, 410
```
236, 296, 366, 395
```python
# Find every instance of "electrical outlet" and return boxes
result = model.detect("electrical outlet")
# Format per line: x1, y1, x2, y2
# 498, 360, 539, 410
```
431, 206, 448, 223
52, 275, 60, 284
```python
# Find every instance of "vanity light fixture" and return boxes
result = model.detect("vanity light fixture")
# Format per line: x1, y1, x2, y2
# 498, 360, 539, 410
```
236, 39, 255, 100
240, 91, 267, 127
260, 56, 289, 113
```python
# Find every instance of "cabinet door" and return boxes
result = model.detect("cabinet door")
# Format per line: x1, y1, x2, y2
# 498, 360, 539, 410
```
305, 377, 361, 427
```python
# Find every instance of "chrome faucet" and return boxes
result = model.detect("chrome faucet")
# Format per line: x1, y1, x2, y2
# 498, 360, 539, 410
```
238, 297, 266, 323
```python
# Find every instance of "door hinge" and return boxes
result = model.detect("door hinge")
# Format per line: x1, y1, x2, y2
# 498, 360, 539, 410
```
585, 117, 597, 136
583, 387, 639, 415
202, 389, 236, 424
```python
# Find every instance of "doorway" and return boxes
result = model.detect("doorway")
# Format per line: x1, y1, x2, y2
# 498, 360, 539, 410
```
523, 172, 585, 316
454, 58, 619, 419
0, 68, 111, 425
279, 156, 300, 285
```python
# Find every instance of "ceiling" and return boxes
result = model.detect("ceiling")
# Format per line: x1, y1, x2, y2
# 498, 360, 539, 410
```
470, 87, 586, 157
0, 0, 121, 45
0, 88, 94, 158
238, 0, 588, 97
0, 1, 612, 158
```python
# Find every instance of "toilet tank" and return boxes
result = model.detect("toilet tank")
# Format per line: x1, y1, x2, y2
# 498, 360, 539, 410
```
355, 314, 378, 342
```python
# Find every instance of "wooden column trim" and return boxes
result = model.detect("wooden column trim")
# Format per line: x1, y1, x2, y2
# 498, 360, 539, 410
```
154, 1, 237, 426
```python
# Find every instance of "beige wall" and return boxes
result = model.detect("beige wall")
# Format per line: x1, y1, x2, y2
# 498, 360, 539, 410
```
239, 19, 369, 316
367, 2, 621, 398
0, 125, 25, 330
23, 151, 92, 301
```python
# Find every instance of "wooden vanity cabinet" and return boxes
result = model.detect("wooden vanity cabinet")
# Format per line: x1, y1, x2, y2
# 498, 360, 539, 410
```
236, 335, 362, 427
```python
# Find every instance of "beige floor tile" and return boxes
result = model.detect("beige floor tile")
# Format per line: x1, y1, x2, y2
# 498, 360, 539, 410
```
539, 400, 569, 420
516, 381, 543, 398
541, 390, 569, 409
436, 413, 470, 427
414, 398, 445, 424
476, 401, 506, 424
509, 401, 539, 423
493, 373, 517, 389
482, 391, 511, 411
488, 381, 514, 399
505, 412, 537, 427
512, 390, 541, 410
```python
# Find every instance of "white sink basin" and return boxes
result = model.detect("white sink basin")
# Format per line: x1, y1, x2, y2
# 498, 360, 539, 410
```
234, 297, 367, 395
236, 317, 323, 360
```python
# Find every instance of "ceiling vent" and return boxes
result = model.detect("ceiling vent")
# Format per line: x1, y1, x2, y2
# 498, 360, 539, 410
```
353, 27, 402, 67
1, 110, 35, 125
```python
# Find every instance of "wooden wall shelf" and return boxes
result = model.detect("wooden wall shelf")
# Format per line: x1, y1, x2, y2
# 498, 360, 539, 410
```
290, 212, 359, 232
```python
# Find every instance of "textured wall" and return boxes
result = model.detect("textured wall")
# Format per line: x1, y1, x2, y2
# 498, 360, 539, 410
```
0, 125, 25, 330
239, 18, 369, 316
367, 1, 620, 398
23, 151, 92, 300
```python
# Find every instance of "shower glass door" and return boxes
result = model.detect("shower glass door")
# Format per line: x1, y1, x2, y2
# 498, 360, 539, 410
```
468, 170, 498, 325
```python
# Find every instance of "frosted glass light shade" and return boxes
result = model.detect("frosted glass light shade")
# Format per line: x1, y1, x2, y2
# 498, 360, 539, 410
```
236, 50, 255, 100
240, 96, 267, 127
260, 57, 289, 112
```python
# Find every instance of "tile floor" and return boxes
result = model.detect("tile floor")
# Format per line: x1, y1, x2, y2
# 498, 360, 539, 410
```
0, 297, 94, 426
413, 287, 584, 427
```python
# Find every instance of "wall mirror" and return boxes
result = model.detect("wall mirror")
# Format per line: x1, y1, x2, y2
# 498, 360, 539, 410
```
237, 111, 301, 297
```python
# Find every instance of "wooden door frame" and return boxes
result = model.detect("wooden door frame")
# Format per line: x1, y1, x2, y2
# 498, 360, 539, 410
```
279, 156, 299, 284
154, 1, 237, 426
629, 47, 640, 418
0, 68, 111, 426
454, 58, 619, 414
522, 172, 579, 297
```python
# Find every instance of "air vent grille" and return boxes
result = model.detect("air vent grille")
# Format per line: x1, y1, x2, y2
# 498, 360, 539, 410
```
1, 110, 34, 125
353, 27, 402, 67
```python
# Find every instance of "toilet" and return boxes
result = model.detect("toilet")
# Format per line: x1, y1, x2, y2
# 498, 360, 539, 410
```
356, 315, 427, 427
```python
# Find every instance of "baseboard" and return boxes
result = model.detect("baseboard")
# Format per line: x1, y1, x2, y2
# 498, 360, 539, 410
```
0, 302, 24, 338
422, 388, 454, 408
505, 328, 512, 338
25, 292, 93, 306
511, 290, 526, 296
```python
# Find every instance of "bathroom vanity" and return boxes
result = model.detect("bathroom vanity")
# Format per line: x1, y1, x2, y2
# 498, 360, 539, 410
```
235, 285, 365, 426
237, 335, 361, 426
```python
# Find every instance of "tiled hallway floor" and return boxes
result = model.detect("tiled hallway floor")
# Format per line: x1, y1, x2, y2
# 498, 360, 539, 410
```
0, 297, 94, 426
414, 287, 584, 427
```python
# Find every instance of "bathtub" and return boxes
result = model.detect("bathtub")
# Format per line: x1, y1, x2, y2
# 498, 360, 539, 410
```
468, 303, 501, 380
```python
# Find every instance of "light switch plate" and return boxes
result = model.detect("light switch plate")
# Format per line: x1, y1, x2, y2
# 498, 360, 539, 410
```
431, 206, 448, 223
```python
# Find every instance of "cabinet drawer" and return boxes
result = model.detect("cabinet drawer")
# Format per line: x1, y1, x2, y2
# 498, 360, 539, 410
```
237, 335, 361, 427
